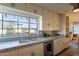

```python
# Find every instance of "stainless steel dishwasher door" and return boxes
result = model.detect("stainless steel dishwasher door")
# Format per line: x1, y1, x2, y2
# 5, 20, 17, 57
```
44, 41, 53, 56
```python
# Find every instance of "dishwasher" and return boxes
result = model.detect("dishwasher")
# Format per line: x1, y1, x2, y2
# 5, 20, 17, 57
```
44, 41, 53, 56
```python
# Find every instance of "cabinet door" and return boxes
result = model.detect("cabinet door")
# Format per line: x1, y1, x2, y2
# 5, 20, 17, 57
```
53, 13, 60, 30
48, 12, 54, 30
26, 4, 42, 15
53, 39, 62, 55
58, 38, 69, 52
0, 49, 18, 56
18, 43, 44, 56
42, 9, 49, 30
0, 3, 26, 11
30, 43, 44, 56
15, 3, 26, 11
64, 38, 69, 48
31, 43, 44, 56
42, 9, 53, 30
53, 37, 69, 55
60, 38, 65, 51
18, 46, 32, 56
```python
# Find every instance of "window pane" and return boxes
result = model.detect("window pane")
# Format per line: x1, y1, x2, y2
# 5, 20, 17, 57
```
30, 29, 37, 34
30, 24, 37, 28
30, 18, 38, 35
0, 21, 2, 36
19, 28, 29, 34
3, 29, 17, 36
3, 21, 17, 28
3, 13, 18, 36
19, 16, 29, 23
30, 18, 37, 23
0, 29, 2, 36
3, 14, 17, 21
0, 13, 39, 36
73, 24, 79, 34
19, 22, 28, 28
19, 22, 29, 35
0, 21, 2, 28
0, 13, 2, 20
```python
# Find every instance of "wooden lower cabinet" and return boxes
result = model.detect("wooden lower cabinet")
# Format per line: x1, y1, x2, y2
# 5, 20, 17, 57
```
0, 43, 44, 56
30, 43, 44, 56
53, 37, 69, 55
0, 48, 19, 56
0, 37, 69, 56
18, 43, 44, 56
18, 46, 32, 56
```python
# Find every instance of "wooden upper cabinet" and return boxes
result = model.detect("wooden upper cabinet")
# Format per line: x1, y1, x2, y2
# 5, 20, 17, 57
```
26, 4, 42, 15
15, 3, 26, 11
0, 3, 26, 11
42, 9, 50, 30
42, 9, 54, 30
53, 13, 60, 30
0, 3, 43, 15
49, 12, 54, 30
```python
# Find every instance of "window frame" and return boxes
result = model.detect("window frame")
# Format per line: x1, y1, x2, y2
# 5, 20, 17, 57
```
29, 17, 38, 35
0, 12, 39, 37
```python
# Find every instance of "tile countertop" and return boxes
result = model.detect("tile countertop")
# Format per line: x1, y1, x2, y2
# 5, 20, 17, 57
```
0, 36, 65, 51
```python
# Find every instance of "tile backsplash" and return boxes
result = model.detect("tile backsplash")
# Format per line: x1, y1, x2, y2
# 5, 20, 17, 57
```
39, 30, 60, 37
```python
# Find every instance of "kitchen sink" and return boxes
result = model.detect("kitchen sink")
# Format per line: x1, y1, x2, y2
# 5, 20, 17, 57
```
18, 37, 46, 44
18, 37, 38, 44
19, 39, 31, 44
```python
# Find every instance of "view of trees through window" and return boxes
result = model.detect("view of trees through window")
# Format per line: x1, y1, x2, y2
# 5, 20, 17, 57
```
71, 23, 79, 35
0, 13, 38, 37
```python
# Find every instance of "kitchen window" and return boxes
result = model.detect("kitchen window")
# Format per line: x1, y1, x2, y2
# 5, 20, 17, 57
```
30, 18, 38, 34
0, 13, 2, 36
3, 14, 18, 36
71, 22, 79, 35
18, 16, 29, 35
0, 12, 39, 37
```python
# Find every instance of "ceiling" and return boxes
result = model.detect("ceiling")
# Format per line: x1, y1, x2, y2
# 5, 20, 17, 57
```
34, 3, 73, 14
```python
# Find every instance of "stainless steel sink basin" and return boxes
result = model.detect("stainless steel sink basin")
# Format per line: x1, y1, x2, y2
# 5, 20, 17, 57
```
24, 37, 38, 41
18, 37, 43, 44
19, 39, 31, 44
